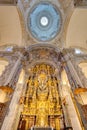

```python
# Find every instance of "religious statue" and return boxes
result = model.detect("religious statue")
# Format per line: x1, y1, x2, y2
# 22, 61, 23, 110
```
20, 64, 62, 130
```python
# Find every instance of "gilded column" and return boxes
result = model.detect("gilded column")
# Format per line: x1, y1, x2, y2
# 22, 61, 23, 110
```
55, 117, 60, 130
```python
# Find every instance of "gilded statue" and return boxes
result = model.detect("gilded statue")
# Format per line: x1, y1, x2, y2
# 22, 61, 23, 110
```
21, 64, 62, 130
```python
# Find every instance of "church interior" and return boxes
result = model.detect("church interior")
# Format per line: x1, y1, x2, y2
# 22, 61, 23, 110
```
0, 0, 87, 130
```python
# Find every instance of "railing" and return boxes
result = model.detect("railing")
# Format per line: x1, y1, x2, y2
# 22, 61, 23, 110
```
0, 0, 18, 5
74, 0, 87, 6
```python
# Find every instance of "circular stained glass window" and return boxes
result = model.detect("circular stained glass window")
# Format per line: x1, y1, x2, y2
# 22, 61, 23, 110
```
28, 3, 61, 41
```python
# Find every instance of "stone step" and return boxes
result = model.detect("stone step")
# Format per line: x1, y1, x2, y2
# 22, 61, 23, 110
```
31, 127, 53, 130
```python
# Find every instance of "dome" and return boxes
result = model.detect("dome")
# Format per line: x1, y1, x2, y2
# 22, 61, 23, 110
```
28, 2, 62, 42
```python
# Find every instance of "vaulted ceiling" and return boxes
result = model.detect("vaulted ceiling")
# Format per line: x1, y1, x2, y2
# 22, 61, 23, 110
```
0, 6, 22, 46
66, 8, 87, 50
0, 0, 87, 51
0, 0, 87, 85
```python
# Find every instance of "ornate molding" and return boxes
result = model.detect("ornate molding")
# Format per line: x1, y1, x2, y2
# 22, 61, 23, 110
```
17, 0, 65, 47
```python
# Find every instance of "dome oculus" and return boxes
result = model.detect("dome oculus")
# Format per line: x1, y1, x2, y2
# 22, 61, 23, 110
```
40, 16, 48, 26
28, 3, 61, 41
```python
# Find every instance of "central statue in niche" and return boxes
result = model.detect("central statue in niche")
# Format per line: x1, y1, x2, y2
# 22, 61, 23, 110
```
36, 73, 49, 127
21, 64, 62, 130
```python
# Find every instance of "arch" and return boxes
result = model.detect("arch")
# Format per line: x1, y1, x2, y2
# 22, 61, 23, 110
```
27, 43, 61, 53
28, 60, 57, 68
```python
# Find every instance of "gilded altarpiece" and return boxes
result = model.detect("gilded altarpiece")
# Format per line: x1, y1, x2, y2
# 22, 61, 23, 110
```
18, 64, 62, 130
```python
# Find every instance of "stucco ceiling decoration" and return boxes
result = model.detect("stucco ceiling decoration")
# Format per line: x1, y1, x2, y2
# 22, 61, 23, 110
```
23, 44, 62, 70
17, 0, 64, 46
27, 2, 62, 42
